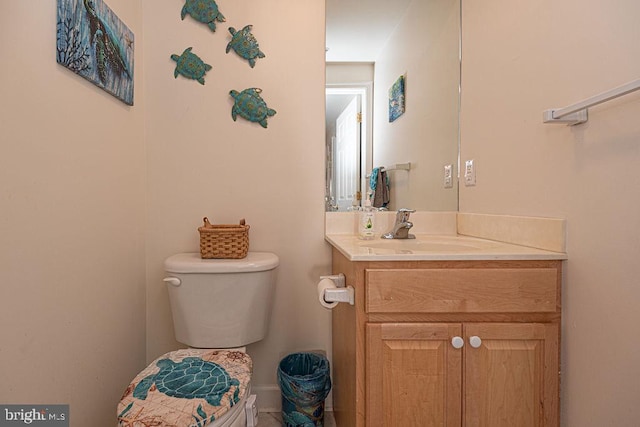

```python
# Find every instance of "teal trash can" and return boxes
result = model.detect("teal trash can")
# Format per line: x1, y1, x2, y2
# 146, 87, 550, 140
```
277, 352, 331, 427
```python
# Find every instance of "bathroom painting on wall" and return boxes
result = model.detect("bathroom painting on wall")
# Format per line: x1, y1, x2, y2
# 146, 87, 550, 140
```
388, 75, 405, 122
56, 0, 134, 105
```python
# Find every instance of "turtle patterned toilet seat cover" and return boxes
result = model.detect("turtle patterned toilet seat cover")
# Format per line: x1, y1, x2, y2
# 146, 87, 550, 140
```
117, 349, 252, 426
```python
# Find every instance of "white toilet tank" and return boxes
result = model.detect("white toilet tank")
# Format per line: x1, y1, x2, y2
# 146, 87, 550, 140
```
163, 252, 279, 349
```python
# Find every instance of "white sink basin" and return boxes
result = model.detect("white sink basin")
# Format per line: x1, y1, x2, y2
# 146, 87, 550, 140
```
360, 235, 500, 253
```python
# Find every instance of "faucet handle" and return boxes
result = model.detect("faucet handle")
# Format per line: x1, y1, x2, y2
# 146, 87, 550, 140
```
396, 208, 415, 222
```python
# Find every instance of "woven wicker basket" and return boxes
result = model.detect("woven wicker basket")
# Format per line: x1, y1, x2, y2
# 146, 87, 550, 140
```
198, 217, 250, 259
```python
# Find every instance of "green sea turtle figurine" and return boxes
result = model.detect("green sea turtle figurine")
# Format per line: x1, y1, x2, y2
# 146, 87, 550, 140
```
181, 0, 225, 32
229, 88, 277, 128
226, 25, 265, 68
171, 47, 212, 85
133, 356, 240, 406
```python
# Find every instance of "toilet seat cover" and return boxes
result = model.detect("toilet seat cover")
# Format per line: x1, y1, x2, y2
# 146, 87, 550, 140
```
118, 349, 252, 426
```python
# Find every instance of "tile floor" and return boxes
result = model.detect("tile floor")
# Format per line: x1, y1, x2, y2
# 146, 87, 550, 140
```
258, 411, 336, 426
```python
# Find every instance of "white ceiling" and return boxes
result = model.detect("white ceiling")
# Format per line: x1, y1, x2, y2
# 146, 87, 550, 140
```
325, 0, 413, 62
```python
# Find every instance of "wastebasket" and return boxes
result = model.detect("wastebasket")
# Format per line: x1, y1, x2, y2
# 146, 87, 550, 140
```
277, 352, 332, 427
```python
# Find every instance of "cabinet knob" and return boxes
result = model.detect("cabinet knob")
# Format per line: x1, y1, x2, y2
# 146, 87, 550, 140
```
469, 336, 482, 348
451, 336, 464, 349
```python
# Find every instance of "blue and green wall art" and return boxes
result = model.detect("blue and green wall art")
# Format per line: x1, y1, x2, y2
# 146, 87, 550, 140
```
171, 47, 212, 85
226, 25, 265, 68
230, 88, 276, 128
181, 0, 226, 32
56, 0, 134, 106
388, 75, 406, 122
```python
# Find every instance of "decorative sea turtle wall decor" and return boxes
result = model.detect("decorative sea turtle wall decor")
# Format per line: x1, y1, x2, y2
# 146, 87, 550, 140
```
171, 47, 212, 85
229, 88, 277, 128
226, 25, 265, 68
181, 0, 225, 32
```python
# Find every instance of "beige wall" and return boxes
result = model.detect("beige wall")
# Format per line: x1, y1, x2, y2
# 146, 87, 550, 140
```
326, 62, 374, 84
1, 0, 329, 421
460, 0, 640, 425
373, 0, 459, 211
142, 0, 330, 410
0, 1, 146, 425
7, 0, 638, 424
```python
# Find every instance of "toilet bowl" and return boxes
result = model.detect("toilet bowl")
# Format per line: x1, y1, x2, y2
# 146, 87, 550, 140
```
117, 252, 279, 427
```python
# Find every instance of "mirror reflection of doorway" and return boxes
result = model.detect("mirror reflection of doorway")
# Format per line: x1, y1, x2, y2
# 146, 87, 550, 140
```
325, 86, 370, 212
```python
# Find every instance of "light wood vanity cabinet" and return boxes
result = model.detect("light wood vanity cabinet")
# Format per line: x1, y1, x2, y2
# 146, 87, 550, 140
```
331, 248, 561, 427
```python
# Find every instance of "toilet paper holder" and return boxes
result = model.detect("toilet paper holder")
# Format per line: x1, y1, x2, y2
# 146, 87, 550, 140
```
320, 274, 354, 305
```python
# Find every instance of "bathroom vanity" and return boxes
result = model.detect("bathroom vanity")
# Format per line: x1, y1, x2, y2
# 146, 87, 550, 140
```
325, 215, 566, 427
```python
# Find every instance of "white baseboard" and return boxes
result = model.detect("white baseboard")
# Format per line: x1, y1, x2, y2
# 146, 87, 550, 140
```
253, 384, 333, 413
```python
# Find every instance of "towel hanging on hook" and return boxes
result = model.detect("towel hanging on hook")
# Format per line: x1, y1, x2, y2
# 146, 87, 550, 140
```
370, 167, 389, 208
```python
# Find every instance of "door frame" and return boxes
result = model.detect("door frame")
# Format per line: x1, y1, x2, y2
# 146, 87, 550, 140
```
326, 83, 373, 208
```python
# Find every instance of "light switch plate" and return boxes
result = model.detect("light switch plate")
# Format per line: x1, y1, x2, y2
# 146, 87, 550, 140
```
444, 164, 453, 188
464, 159, 476, 186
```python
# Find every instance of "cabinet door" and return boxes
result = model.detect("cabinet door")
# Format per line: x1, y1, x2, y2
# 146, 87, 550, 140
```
464, 323, 559, 427
366, 323, 462, 427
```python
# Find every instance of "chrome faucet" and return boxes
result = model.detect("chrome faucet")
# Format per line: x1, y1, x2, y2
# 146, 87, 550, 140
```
382, 208, 416, 239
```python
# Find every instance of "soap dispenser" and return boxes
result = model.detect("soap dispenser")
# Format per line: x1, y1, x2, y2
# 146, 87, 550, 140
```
358, 199, 376, 240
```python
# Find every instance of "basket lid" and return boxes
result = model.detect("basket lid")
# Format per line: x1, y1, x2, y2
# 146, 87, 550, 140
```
164, 252, 279, 274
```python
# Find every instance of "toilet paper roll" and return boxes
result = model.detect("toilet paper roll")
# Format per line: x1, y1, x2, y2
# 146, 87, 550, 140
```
317, 278, 339, 309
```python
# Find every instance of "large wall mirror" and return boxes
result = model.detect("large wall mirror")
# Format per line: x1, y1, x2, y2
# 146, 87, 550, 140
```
325, 0, 461, 212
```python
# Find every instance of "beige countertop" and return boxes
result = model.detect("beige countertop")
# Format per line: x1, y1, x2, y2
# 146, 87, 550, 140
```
325, 233, 568, 261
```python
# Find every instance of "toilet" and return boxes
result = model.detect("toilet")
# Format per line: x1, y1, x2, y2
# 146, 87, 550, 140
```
117, 252, 279, 427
